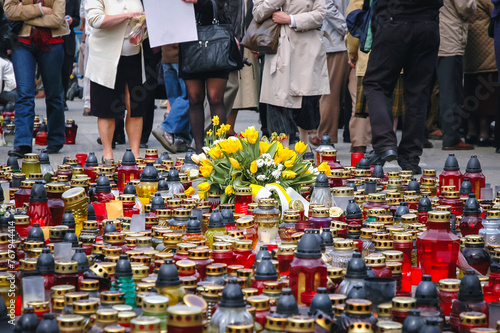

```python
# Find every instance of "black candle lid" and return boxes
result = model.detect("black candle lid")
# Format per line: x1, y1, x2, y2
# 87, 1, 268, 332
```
208, 209, 224, 229
314, 171, 329, 188
346, 199, 362, 219
407, 178, 421, 193
16, 307, 39, 332
29, 182, 48, 203
221, 206, 235, 226
123, 182, 137, 195
320, 133, 333, 146
371, 163, 384, 178
186, 216, 201, 234
463, 193, 481, 215
254, 257, 278, 280
415, 275, 438, 305
95, 174, 111, 193
295, 229, 322, 259
38, 150, 50, 164
121, 149, 136, 166
321, 229, 334, 247
346, 283, 366, 300
27, 223, 45, 242
157, 179, 169, 192
417, 195, 432, 212
465, 155, 482, 173
35, 313, 58, 333
114, 254, 133, 278
103, 222, 117, 235
443, 153, 460, 171
36, 248, 54, 274
309, 287, 333, 317
219, 278, 246, 308
156, 259, 181, 287
140, 163, 159, 182
184, 149, 196, 165
460, 178, 473, 195
345, 252, 367, 279
458, 270, 483, 301
167, 168, 180, 182
6, 156, 20, 171
150, 193, 166, 211
275, 288, 299, 317
61, 210, 76, 228
72, 248, 90, 273
85, 152, 99, 167
63, 229, 79, 248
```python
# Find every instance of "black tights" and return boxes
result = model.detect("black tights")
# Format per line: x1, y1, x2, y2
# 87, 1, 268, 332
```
185, 78, 228, 153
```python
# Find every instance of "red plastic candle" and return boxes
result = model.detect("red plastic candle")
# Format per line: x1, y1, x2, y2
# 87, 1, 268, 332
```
235, 187, 253, 215
64, 119, 78, 144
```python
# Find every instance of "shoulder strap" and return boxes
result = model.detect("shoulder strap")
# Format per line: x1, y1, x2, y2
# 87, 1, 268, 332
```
210, 0, 219, 24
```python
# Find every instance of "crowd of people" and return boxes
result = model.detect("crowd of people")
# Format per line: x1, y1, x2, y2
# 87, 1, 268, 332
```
0, 0, 500, 174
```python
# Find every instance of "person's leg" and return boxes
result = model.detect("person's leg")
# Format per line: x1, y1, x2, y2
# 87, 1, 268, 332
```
160, 63, 191, 139
206, 78, 228, 123
83, 38, 91, 113
349, 72, 371, 151
363, 20, 408, 156
140, 49, 161, 146
125, 83, 143, 158
61, 53, 74, 105
98, 118, 115, 160
316, 51, 350, 144
437, 56, 466, 147
224, 71, 239, 133
397, 19, 440, 168
11, 43, 37, 149
186, 79, 206, 153
37, 43, 66, 148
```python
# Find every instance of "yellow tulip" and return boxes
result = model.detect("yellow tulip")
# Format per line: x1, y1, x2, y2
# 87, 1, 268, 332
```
212, 116, 220, 126
197, 182, 211, 192
284, 158, 295, 168
294, 141, 308, 154
229, 158, 241, 169
318, 162, 331, 176
225, 185, 235, 195
206, 130, 213, 136
199, 160, 214, 177
242, 127, 259, 144
208, 147, 223, 159
184, 187, 195, 197
279, 148, 296, 163
250, 160, 258, 174
274, 155, 282, 165
282, 170, 297, 179
199, 191, 207, 200
259, 141, 272, 155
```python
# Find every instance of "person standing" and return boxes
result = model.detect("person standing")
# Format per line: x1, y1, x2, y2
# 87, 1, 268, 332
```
61, 0, 80, 111
85, 0, 144, 160
152, 43, 191, 153
309, 0, 350, 147
4, 0, 69, 158
253, 0, 329, 148
362, 0, 442, 174
0, 56, 16, 103
463, 0, 497, 147
437, 0, 476, 150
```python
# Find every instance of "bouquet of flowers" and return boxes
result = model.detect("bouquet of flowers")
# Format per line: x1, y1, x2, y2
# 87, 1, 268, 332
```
195, 117, 316, 204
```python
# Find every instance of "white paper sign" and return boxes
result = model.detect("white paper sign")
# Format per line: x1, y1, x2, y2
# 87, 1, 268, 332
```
143, 0, 198, 48
131, 214, 146, 232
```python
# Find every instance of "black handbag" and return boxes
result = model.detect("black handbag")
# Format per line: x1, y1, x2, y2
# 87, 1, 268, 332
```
180, 0, 242, 74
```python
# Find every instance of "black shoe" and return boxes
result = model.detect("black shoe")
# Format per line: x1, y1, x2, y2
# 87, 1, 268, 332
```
496, 148, 500, 153
398, 157, 422, 175
8, 145, 32, 158
114, 135, 126, 145
477, 137, 493, 147
380, 149, 398, 162
46, 144, 63, 154
465, 135, 477, 145
423, 140, 434, 149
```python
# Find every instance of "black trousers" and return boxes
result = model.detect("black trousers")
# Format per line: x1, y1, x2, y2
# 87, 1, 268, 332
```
140, 42, 162, 144
61, 53, 74, 102
363, 16, 439, 166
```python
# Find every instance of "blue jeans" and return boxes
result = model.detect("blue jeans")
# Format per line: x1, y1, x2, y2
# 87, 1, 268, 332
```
160, 63, 191, 141
11, 42, 65, 147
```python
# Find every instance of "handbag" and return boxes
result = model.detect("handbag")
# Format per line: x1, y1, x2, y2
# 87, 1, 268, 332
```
180, 0, 242, 74
241, 17, 280, 54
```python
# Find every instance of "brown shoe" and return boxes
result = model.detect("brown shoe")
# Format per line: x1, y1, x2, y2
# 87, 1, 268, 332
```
308, 135, 321, 146
350, 146, 367, 153
82, 108, 91, 116
429, 129, 443, 140
442, 140, 475, 151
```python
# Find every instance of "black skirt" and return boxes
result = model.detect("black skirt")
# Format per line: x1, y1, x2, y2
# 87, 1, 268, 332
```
90, 53, 145, 118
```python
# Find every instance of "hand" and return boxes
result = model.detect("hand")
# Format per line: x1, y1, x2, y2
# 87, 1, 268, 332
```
41, 6, 53, 15
66, 17, 73, 25
250, 50, 260, 57
127, 12, 142, 20
348, 57, 356, 69
183, 0, 198, 3
272, 11, 291, 25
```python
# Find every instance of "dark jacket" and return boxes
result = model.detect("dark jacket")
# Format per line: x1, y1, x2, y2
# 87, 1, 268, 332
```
62, 0, 80, 56
373, 0, 443, 18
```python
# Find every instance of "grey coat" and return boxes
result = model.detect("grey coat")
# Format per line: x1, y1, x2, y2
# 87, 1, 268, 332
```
321, 0, 348, 53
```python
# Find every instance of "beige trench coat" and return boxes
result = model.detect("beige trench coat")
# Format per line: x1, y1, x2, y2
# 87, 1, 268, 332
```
253, 0, 330, 109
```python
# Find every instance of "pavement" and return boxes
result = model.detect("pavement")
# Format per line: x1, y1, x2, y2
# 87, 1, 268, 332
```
1, 97, 500, 190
